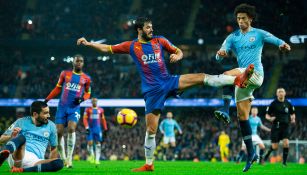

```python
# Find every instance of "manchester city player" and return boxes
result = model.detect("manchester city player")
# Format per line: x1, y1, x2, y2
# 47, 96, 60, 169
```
0, 101, 63, 172
77, 17, 252, 172
215, 3, 291, 172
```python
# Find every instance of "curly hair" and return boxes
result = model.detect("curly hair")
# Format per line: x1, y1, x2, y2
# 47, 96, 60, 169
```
234, 3, 256, 20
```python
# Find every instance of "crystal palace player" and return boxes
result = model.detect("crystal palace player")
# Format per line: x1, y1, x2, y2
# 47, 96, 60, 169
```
45, 54, 91, 168
0, 101, 63, 173
77, 17, 252, 172
83, 97, 108, 165
215, 3, 291, 172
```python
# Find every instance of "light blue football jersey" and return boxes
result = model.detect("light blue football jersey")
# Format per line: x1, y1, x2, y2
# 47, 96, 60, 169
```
4, 116, 57, 159
159, 118, 182, 137
249, 116, 262, 135
217, 27, 285, 76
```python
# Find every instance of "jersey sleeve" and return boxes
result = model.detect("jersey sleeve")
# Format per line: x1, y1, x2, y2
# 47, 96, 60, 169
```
100, 108, 108, 130
266, 102, 274, 115
159, 120, 164, 132
110, 41, 132, 54
288, 102, 295, 115
83, 76, 91, 100
83, 108, 90, 128
258, 118, 263, 126
4, 119, 21, 136
174, 120, 182, 132
57, 71, 65, 87
158, 37, 178, 54
49, 123, 58, 147
216, 34, 233, 61
259, 29, 285, 46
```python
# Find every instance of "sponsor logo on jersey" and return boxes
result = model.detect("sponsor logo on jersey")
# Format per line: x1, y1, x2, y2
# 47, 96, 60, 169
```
65, 82, 81, 92
43, 131, 50, 137
141, 53, 161, 64
249, 37, 256, 42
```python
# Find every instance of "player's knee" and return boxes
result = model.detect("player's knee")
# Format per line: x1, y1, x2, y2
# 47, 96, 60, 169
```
147, 126, 157, 135
50, 159, 64, 172
223, 71, 232, 75
67, 126, 76, 133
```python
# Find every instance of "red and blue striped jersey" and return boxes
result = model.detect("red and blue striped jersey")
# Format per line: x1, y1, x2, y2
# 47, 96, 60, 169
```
83, 107, 107, 130
56, 70, 91, 107
110, 36, 178, 93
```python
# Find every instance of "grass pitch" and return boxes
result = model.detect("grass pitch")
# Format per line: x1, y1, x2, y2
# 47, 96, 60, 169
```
0, 160, 306, 175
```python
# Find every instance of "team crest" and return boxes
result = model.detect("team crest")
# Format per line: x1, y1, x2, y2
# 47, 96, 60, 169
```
249, 37, 256, 42
285, 107, 289, 113
43, 131, 50, 137
80, 78, 86, 84
153, 44, 159, 50
65, 76, 71, 81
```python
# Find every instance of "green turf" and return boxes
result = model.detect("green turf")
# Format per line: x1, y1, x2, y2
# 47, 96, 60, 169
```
1, 161, 306, 175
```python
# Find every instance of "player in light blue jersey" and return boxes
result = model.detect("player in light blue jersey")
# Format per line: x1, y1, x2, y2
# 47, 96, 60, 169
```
236, 107, 270, 164
159, 112, 182, 160
214, 3, 290, 172
0, 101, 63, 173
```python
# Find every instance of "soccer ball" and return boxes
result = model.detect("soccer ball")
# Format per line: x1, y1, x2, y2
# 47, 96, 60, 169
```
117, 108, 137, 128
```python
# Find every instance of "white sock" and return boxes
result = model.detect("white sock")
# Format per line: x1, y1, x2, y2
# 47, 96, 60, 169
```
87, 144, 94, 157
204, 74, 235, 87
144, 132, 156, 165
67, 132, 76, 164
95, 143, 101, 162
58, 136, 66, 160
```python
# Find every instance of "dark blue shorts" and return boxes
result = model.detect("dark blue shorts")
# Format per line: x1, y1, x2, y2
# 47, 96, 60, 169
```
86, 128, 103, 142
55, 106, 81, 125
143, 75, 180, 114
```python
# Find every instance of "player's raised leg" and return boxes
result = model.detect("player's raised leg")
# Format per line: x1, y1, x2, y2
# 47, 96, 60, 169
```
0, 134, 26, 167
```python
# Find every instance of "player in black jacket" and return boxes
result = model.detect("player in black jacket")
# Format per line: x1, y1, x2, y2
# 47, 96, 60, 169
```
264, 88, 295, 166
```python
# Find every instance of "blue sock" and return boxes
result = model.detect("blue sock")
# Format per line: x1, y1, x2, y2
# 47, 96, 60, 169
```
222, 86, 232, 114
24, 159, 63, 172
222, 97, 231, 114
4, 135, 26, 153
239, 120, 254, 158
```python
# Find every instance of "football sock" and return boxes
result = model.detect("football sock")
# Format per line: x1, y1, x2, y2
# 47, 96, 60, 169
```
4, 134, 26, 153
67, 132, 76, 164
204, 74, 235, 87
264, 146, 274, 160
95, 143, 101, 162
283, 147, 289, 164
24, 159, 63, 172
87, 144, 94, 157
259, 149, 265, 162
58, 136, 66, 160
222, 94, 232, 114
237, 150, 245, 161
144, 132, 156, 165
239, 120, 254, 158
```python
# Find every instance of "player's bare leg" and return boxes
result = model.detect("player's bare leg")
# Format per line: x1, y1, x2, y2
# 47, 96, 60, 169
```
132, 110, 160, 172
66, 121, 77, 168
258, 143, 266, 165
237, 100, 258, 172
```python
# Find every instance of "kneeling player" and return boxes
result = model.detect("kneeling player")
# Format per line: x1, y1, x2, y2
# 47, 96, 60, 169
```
0, 101, 63, 173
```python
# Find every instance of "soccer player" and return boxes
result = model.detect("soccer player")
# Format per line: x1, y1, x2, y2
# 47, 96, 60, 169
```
236, 107, 271, 164
45, 54, 91, 168
214, 3, 291, 172
218, 131, 230, 162
264, 88, 295, 166
0, 101, 63, 172
77, 17, 252, 172
159, 112, 182, 160
83, 97, 108, 165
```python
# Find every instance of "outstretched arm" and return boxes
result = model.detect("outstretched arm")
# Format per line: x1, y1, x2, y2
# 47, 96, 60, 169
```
260, 125, 271, 132
77, 37, 111, 53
